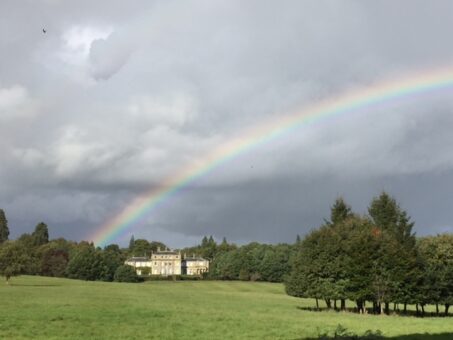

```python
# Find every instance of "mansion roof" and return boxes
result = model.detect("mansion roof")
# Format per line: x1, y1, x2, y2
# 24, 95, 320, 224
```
153, 251, 179, 255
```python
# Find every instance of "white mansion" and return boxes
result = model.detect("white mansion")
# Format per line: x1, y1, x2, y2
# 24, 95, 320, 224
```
125, 248, 209, 276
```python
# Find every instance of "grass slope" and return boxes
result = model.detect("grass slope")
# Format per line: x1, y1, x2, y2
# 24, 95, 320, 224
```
0, 276, 452, 339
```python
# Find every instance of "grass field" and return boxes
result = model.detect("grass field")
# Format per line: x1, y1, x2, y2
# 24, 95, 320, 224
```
0, 276, 452, 339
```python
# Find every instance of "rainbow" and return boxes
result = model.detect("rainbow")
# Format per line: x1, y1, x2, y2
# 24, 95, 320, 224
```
90, 67, 453, 246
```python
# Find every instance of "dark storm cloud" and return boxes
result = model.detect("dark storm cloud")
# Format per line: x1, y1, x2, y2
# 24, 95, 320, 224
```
1, 0, 453, 246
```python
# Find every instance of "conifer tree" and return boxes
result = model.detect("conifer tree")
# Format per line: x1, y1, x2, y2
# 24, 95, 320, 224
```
32, 222, 49, 246
329, 197, 353, 225
129, 235, 135, 251
0, 209, 9, 244
368, 192, 400, 231
367, 192, 417, 313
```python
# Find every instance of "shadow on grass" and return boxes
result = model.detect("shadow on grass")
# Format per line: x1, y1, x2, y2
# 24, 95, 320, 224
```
388, 335, 453, 340
303, 334, 453, 340
296, 306, 452, 318
300, 325, 453, 340
9, 283, 62, 287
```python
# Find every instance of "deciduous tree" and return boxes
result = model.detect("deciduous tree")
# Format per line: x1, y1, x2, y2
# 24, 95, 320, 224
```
0, 241, 30, 283
114, 265, 139, 282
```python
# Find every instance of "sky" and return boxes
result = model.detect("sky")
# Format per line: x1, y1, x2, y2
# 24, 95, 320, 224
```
1, 0, 453, 247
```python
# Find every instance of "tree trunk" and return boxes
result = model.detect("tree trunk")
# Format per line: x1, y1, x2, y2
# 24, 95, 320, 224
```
325, 299, 331, 309
421, 304, 425, 317
393, 303, 397, 312
403, 303, 407, 314
384, 302, 389, 315
341, 299, 346, 311
445, 304, 450, 316
436, 303, 439, 316
334, 300, 337, 311
415, 304, 419, 315
315, 298, 319, 310
357, 300, 363, 314
374, 301, 382, 315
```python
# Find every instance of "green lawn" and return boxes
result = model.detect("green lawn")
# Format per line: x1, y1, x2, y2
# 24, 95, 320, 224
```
0, 276, 452, 339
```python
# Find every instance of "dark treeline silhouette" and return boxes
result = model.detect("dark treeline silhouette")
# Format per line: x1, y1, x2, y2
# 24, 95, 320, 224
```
285, 193, 453, 317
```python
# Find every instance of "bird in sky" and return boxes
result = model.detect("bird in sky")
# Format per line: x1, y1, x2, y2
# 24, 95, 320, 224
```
42, 28, 46, 34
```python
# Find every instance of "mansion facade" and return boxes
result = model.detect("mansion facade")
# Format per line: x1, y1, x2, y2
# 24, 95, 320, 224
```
125, 248, 209, 276
182, 255, 210, 276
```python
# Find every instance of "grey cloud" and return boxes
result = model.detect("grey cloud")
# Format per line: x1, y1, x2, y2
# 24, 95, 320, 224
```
1, 0, 453, 246
89, 35, 133, 80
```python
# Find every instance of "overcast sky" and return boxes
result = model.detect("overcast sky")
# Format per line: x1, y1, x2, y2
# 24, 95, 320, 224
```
1, 0, 453, 247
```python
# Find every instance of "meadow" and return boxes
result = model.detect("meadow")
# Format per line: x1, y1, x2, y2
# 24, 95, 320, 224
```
1, 276, 453, 339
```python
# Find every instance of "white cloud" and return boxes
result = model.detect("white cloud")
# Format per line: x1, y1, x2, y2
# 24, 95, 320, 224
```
60, 25, 113, 65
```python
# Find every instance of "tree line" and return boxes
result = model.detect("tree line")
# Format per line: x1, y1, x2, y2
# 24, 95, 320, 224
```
180, 236, 296, 282
0, 211, 170, 283
285, 193, 453, 317
0, 208, 296, 284
1, 190, 453, 315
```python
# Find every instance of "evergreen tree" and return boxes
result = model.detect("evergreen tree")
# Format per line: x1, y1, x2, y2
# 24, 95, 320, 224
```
368, 192, 400, 231
129, 235, 135, 251
329, 197, 353, 225
32, 222, 49, 246
218, 237, 231, 253
341, 216, 379, 313
0, 209, 9, 244
367, 192, 417, 313
286, 227, 328, 307
201, 236, 217, 260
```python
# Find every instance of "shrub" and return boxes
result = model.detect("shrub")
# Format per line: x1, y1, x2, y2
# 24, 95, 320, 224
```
114, 265, 140, 283
142, 275, 203, 282
239, 269, 250, 281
